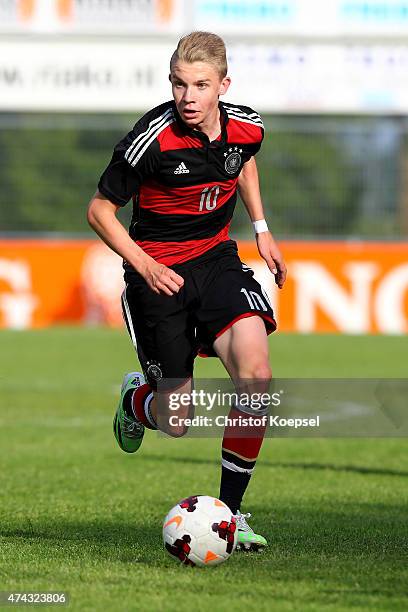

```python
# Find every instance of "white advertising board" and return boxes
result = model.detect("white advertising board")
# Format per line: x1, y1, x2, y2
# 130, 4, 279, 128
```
193, 0, 408, 37
0, 41, 174, 111
226, 44, 408, 113
0, 0, 184, 34
1, 40, 408, 113
54, 0, 184, 34
2, 0, 408, 37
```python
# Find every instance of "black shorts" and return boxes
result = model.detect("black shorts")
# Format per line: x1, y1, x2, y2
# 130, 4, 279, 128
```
121, 240, 276, 390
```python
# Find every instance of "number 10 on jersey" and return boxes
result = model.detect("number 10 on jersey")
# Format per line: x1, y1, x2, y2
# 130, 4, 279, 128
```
199, 186, 220, 211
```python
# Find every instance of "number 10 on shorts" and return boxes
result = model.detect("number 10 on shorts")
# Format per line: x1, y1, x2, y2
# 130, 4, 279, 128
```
241, 288, 269, 311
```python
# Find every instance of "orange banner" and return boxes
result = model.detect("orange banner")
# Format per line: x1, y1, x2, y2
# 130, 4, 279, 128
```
240, 241, 408, 335
0, 239, 407, 334
18, 0, 36, 21
57, 0, 72, 20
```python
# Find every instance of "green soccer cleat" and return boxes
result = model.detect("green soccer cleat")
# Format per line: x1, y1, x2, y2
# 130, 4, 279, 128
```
113, 372, 146, 454
234, 511, 268, 551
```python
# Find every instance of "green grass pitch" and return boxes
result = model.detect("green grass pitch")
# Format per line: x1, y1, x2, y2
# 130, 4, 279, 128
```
0, 329, 407, 611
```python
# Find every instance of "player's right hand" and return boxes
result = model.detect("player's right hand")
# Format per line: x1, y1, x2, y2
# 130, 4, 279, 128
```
141, 259, 184, 296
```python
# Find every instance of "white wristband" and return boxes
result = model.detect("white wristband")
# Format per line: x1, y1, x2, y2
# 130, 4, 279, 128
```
253, 219, 269, 234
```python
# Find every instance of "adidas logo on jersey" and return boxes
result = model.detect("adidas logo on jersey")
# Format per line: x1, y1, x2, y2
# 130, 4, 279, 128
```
174, 162, 190, 174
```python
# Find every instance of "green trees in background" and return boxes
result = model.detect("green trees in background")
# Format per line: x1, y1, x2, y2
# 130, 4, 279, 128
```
0, 114, 402, 237
235, 127, 361, 236
0, 125, 114, 233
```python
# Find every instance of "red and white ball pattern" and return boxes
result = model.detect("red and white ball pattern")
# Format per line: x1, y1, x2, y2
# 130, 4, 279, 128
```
163, 495, 238, 567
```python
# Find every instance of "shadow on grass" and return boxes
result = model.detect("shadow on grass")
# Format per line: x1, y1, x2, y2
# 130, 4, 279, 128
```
141, 452, 408, 478
0, 504, 408, 580
0, 519, 162, 565
1, 505, 407, 571
1, 456, 407, 573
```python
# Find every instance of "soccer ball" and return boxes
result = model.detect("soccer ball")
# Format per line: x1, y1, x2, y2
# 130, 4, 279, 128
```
163, 495, 238, 567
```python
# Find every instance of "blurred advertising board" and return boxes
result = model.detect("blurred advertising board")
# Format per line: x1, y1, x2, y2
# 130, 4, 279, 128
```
1, 239, 407, 334
3, 0, 408, 37
1, 40, 408, 113
0, 0, 36, 31
0, 40, 174, 112
55, 0, 183, 34
226, 43, 408, 113
0, 0, 183, 33
194, 0, 408, 37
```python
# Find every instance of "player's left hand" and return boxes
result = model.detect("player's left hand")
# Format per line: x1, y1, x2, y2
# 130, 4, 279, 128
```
256, 232, 287, 289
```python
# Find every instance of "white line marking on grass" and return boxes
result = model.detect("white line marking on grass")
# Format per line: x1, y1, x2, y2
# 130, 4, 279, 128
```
323, 400, 372, 422
286, 396, 373, 422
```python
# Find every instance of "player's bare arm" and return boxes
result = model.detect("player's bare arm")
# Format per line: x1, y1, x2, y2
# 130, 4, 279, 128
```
87, 192, 184, 296
238, 157, 287, 288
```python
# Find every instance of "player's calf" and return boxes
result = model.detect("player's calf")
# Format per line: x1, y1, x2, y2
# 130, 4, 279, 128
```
154, 380, 195, 438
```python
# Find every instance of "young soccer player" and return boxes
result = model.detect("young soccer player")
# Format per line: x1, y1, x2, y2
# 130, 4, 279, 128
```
88, 31, 286, 550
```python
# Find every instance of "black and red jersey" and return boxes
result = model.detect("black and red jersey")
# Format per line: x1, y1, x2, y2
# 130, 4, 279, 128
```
98, 100, 264, 266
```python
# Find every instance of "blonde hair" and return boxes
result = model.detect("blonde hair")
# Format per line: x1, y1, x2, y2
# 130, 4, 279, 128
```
170, 31, 228, 79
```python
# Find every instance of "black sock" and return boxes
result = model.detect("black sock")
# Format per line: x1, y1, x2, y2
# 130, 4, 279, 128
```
219, 466, 252, 514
